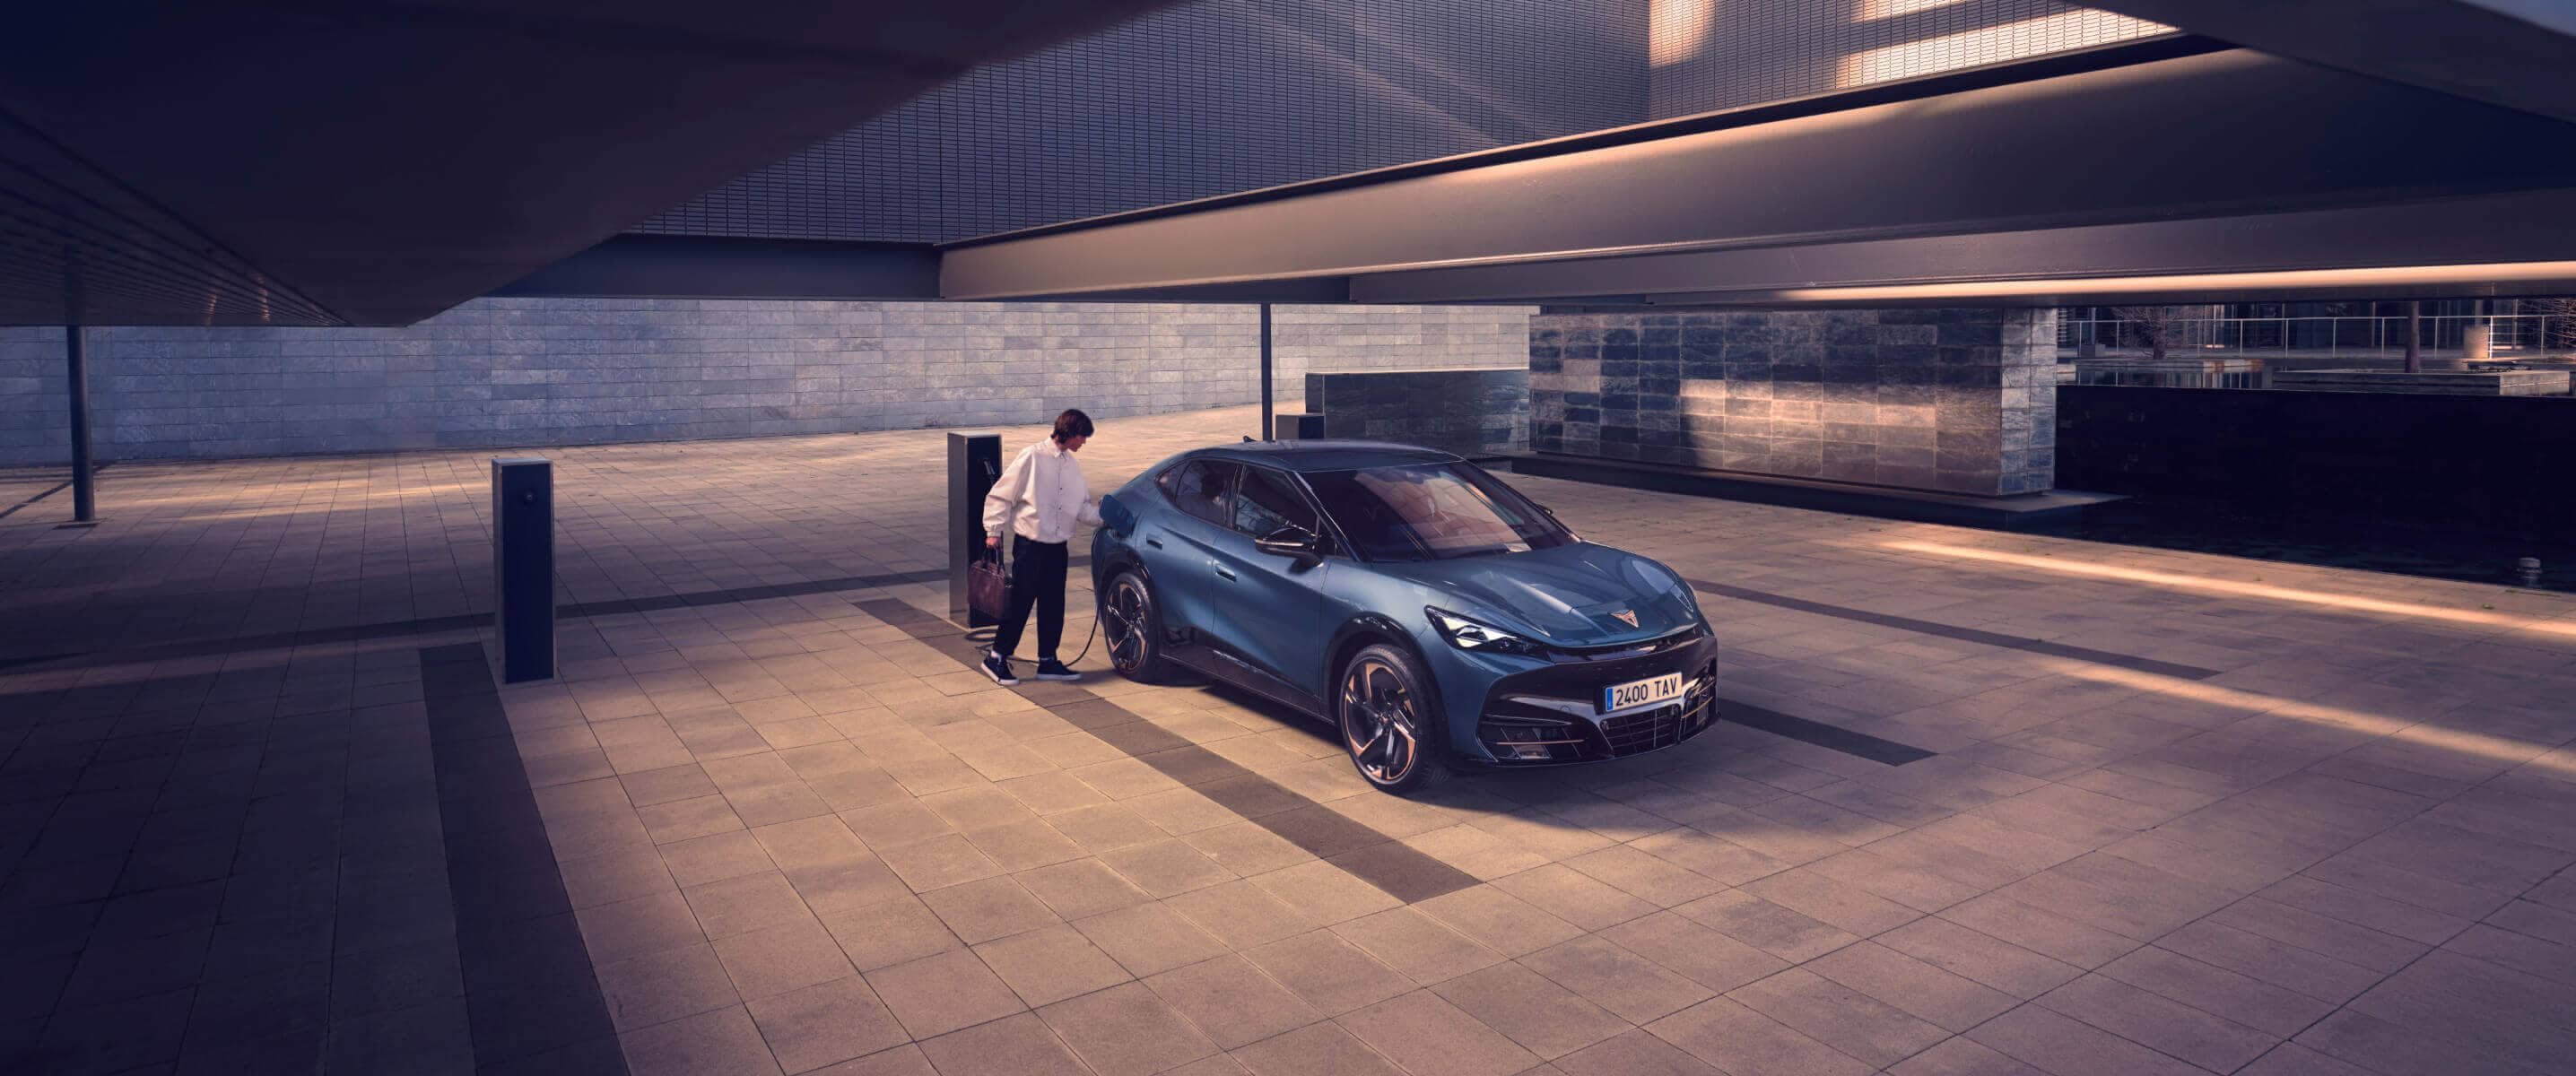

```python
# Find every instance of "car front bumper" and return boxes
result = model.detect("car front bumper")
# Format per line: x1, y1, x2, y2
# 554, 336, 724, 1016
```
1440, 628, 1720, 767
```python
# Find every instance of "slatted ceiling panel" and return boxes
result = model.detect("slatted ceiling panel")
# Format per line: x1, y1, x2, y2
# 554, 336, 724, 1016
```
633, 0, 1651, 244
0, 113, 343, 327
1646, 0, 2170, 118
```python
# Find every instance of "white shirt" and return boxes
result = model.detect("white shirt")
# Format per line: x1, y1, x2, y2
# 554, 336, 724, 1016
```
982, 439, 1102, 544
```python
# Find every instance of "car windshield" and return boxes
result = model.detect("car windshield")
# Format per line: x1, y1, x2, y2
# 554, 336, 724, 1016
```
1304, 462, 1574, 561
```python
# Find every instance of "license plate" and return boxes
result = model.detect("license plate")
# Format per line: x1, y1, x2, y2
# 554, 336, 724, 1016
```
1603, 672, 1684, 713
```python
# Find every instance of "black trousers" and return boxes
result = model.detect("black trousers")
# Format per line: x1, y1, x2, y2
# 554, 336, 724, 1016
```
992, 535, 1068, 661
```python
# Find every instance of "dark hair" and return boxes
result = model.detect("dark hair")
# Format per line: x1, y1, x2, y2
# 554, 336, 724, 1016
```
1051, 408, 1094, 444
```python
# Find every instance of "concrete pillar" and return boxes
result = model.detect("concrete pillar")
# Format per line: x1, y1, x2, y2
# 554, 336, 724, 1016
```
1527, 307, 2055, 496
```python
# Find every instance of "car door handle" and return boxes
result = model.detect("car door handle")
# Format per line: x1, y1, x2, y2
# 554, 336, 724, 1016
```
1212, 562, 1236, 581
1144, 537, 1162, 549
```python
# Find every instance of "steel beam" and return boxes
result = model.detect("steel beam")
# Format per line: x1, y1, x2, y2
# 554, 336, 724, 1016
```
2084, 1, 2576, 125
493, 235, 940, 301
1349, 188, 2576, 308
938, 48, 2576, 305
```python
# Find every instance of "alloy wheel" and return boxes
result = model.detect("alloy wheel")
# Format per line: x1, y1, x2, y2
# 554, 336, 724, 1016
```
1103, 577, 1150, 673
1340, 655, 1420, 785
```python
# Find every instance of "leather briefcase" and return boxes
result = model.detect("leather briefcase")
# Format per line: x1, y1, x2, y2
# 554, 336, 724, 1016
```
970, 546, 1010, 621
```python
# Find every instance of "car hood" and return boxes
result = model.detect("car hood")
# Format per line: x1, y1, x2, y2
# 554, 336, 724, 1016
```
1371, 542, 1701, 646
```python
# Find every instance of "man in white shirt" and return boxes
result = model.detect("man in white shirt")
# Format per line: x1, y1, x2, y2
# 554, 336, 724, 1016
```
979, 409, 1102, 685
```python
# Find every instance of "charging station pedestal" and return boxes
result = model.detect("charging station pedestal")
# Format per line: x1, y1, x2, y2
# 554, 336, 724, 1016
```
947, 433, 1004, 629
492, 457, 554, 682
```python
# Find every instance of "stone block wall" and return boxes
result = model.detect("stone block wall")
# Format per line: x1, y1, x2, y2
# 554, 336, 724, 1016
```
0, 299, 1532, 464
1529, 308, 2056, 495
1304, 368, 1529, 457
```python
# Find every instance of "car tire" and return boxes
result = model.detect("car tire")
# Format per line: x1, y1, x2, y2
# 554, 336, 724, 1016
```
1337, 643, 1450, 795
1100, 570, 1170, 682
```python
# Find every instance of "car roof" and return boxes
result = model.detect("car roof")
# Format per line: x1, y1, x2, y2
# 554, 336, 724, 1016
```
1183, 439, 1465, 473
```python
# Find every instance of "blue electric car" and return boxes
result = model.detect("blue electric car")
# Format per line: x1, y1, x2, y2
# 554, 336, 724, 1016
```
1091, 441, 1719, 794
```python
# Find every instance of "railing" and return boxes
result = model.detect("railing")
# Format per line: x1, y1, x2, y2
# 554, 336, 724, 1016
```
2058, 314, 2575, 360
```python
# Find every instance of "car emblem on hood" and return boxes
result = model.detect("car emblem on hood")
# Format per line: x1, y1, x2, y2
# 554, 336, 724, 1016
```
1609, 609, 1638, 627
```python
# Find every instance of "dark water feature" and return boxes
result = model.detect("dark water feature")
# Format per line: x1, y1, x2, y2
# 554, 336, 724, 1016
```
2022, 494, 2576, 595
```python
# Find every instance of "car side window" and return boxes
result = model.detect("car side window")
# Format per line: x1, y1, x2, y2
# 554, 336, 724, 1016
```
1163, 460, 1237, 526
1233, 466, 1322, 540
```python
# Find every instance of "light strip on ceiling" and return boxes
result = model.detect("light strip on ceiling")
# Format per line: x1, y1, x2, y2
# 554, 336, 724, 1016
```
1749, 261, 2576, 303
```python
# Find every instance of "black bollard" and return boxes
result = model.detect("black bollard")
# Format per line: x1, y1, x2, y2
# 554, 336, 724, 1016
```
492, 457, 554, 682
948, 432, 1003, 628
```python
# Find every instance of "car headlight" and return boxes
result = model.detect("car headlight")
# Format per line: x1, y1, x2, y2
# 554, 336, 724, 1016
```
1425, 607, 1549, 656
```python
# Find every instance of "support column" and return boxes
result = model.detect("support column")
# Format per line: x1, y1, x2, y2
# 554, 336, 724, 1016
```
65, 325, 95, 524
1258, 302, 1275, 440
2404, 300, 2423, 373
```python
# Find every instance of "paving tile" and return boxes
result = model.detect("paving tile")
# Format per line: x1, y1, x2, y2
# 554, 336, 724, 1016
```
1672, 888, 1859, 963
837, 803, 957, 850
2295, 1007, 2545, 1076
810, 1044, 936, 1076
1491, 864, 1659, 932
744, 976, 909, 1075
1184, 821, 1318, 877
1727, 968, 1950, 1069
326, 994, 477, 1075
1431, 962, 1628, 1060
1598, 910, 1790, 994
1551, 1029, 1727, 1076
919, 875, 1059, 944
1965, 1004, 2206, 1076
1230, 1021, 1405, 1076
1804, 940, 2018, 1032
328, 937, 465, 1020
1076, 902, 1234, 978
2232, 1042, 2381, 1076
662, 831, 779, 889
559, 848, 680, 909
1515, 935, 1710, 1024
1934, 894, 2137, 970
621, 1004, 783, 1076
821, 896, 959, 971
975, 923, 1133, 1007
1884, 1037, 2049, 1076
1412, 883, 1587, 959
714, 918, 858, 1002
1169, 879, 1326, 950
2345, 950, 2576, 1072
1332, 907, 1506, 985
597, 942, 742, 1032
875, 835, 1005, 892
1145, 953, 1324, 1049
1040, 980, 1222, 1076
962, 820, 1087, 872
684, 872, 817, 940
863, 949, 1025, 1040
917, 1011, 1090, 1076
1016, 857, 1154, 920
1564, 844, 1724, 907
1241, 929, 1414, 1016
577, 890, 708, 967
1336, 989, 1539, 1076
2098, 945, 2335, 1037
1642, 995, 1872, 1076
642, 794, 749, 845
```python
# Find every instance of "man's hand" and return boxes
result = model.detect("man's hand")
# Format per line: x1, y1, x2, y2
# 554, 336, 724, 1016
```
986, 535, 1000, 550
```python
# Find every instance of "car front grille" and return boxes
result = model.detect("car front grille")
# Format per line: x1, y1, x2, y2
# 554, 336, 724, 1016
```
1598, 679, 1714, 758
1601, 705, 1687, 757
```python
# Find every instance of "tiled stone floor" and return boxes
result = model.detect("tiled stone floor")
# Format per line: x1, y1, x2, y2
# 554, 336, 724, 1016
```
4, 402, 2574, 1076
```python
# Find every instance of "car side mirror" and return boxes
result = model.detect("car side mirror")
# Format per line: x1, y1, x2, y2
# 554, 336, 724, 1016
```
1255, 525, 1322, 564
